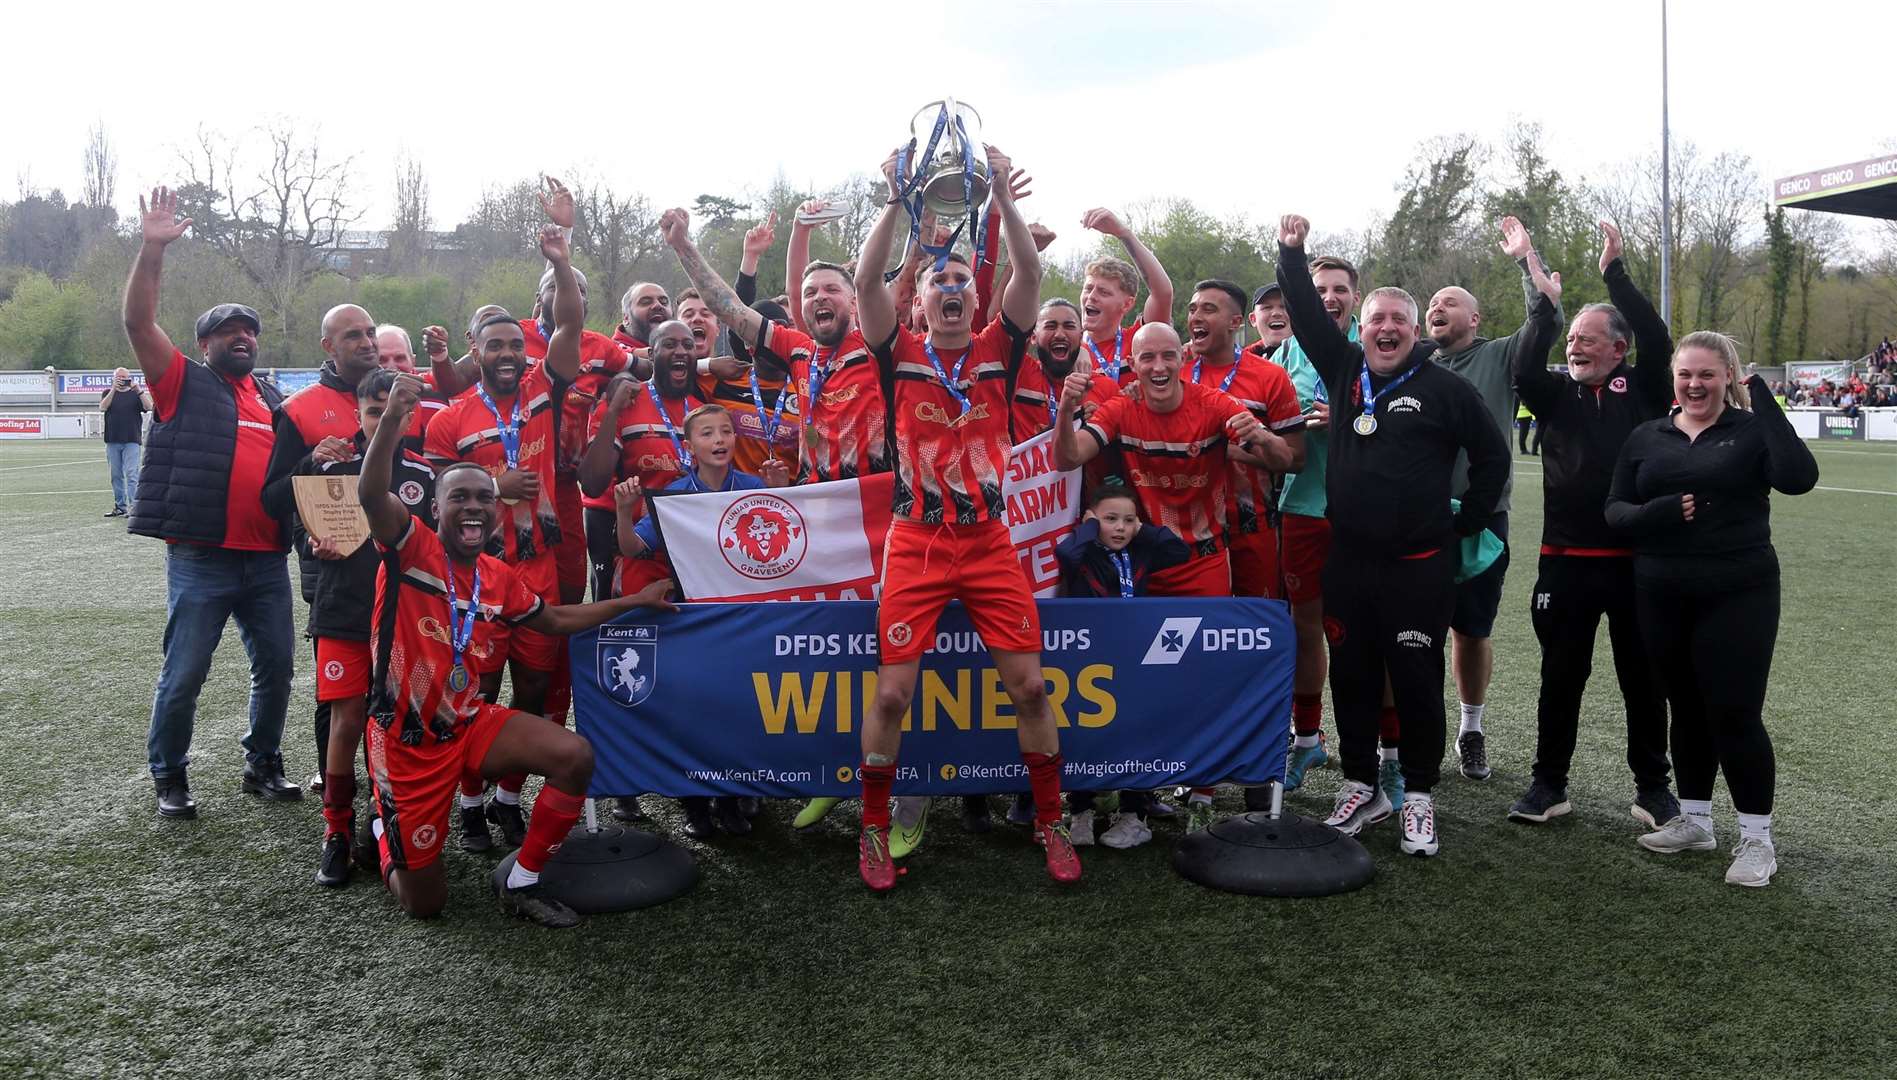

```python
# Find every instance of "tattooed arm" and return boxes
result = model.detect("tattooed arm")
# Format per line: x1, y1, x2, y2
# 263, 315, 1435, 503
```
659, 207, 766, 346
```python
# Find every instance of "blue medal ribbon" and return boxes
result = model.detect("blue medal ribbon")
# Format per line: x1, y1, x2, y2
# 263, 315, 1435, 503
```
804, 346, 835, 421
1355, 359, 1422, 434
748, 364, 788, 449
1191, 343, 1244, 392
475, 384, 522, 468
645, 380, 691, 470
1085, 327, 1124, 382
1110, 550, 1135, 599
921, 339, 972, 415
446, 562, 482, 688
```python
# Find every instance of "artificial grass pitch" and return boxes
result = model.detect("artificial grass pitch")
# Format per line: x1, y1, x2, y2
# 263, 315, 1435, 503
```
2, 439, 1892, 1079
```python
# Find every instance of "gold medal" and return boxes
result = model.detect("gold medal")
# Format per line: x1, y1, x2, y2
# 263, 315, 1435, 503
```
447, 664, 470, 693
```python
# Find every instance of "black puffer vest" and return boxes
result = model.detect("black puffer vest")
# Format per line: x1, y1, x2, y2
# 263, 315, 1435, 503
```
129, 359, 286, 549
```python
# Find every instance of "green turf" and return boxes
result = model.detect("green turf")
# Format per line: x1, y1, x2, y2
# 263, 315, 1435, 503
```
2, 438, 1893, 1080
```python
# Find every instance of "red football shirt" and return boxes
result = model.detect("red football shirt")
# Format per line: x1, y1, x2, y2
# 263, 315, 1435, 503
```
757, 322, 888, 483
582, 387, 695, 512
422, 365, 562, 565
520, 319, 630, 474
871, 317, 1028, 525
1010, 359, 1122, 441
373, 518, 543, 742
150, 349, 280, 552
1082, 380, 1250, 554
1187, 350, 1305, 535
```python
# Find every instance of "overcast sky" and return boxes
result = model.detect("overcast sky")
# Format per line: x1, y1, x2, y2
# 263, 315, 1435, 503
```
10, 0, 1892, 260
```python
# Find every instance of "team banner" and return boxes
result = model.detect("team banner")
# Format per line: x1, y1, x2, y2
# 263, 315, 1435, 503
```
647, 427, 1081, 601
572, 598, 1294, 798
1787, 362, 1849, 387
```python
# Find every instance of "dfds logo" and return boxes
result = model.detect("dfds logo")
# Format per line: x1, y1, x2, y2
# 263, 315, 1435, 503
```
1140, 617, 1273, 665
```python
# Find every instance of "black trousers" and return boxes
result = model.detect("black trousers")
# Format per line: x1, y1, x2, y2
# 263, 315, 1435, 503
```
1529, 555, 1671, 790
1635, 578, 1779, 815
1516, 418, 1533, 453
585, 506, 618, 603
311, 637, 330, 770
1323, 544, 1456, 794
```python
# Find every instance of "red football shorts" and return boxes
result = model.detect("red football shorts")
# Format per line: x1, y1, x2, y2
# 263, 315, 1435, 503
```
877, 520, 1040, 664
315, 637, 372, 702
1278, 513, 1331, 605
613, 553, 673, 599
1228, 527, 1283, 600
552, 473, 588, 599
1148, 549, 1233, 598
504, 552, 561, 672
366, 703, 513, 872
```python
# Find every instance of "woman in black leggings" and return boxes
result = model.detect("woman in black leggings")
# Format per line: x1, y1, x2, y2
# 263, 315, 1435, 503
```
1606, 331, 1817, 887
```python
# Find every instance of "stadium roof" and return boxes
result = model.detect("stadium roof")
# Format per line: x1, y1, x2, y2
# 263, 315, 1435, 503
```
1773, 153, 1897, 220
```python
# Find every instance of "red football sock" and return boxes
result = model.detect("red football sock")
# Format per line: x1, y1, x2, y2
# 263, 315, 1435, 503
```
1292, 693, 1323, 736
860, 763, 896, 829
1023, 752, 1064, 826
1379, 705, 1401, 745
321, 771, 356, 838
517, 786, 584, 874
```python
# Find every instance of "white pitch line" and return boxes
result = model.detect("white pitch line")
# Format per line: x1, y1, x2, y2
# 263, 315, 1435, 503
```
0, 489, 113, 496
1511, 459, 1894, 496
0, 458, 95, 474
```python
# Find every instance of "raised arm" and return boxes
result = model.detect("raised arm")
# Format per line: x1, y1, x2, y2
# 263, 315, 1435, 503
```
1498, 216, 1564, 351
738, 211, 774, 301
538, 187, 583, 385
1599, 220, 1673, 413
988, 146, 1041, 333
613, 477, 650, 558
1052, 360, 1103, 471
421, 325, 470, 398
579, 377, 637, 498
1274, 215, 1355, 385
786, 201, 823, 333
122, 187, 190, 385
1513, 252, 1565, 413
854, 147, 910, 348
361, 374, 424, 545
1084, 207, 1173, 326
1746, 374, 1819, 495
661, 207, 765, 346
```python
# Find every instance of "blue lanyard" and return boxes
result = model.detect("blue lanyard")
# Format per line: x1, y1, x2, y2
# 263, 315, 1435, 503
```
645, 380, 691, 469
1085, 327, 1124, 382
1192, 344, 1243, 392
1110, 550, 1135, 598
446, 563, 482, 675
922, 339, 972, 414
1358, 360, 1422, 420
475, 384, 522, 468
748, 365, 787, 447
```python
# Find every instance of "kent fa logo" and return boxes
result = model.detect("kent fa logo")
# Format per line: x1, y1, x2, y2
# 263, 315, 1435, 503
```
598, 624, 658, 707
1141, 617, 1203, 665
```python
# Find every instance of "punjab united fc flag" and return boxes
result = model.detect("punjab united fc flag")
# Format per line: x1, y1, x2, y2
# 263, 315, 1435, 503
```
649, 429, 1082, 601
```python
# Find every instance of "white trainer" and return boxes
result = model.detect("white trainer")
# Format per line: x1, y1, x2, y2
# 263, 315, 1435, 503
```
1725, 837, 1778, 887
1325, 781, 1392, 837
1099, 811, 1152, 849
1638, 815, 1718, 854
1399, 796, 1439, 857
1068, 808, 1096, 846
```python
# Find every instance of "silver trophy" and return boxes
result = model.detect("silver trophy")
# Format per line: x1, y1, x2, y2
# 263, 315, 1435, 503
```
907, 98, 989, 219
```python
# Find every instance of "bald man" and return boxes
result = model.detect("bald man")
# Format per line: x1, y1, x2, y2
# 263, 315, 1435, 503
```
1424, 216, 1565, 781
261, 303, 386, 784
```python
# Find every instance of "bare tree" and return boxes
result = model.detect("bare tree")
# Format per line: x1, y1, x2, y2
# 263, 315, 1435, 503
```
175, 121, 359, 344
570, 179, 664, 310
1688, 151, 1758, 330
386, 155, 431, 273
82, 121, 117, 211
1787, 210, 1846, 361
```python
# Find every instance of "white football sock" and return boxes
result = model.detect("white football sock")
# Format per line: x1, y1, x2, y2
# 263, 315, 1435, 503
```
1458, 702, 1485, 736
494, 787, 521, 806
1680, 798, 1714, 832
1736, 812, 1772, 843
371, 817, 385, 839
1294, 733, 1319, 749
459, 793, 485, 810
504, 862, 540, 889
1379, 746, 1399, 763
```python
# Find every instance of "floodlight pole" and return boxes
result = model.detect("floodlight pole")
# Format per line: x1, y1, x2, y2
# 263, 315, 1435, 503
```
1659, 0, 1673, 327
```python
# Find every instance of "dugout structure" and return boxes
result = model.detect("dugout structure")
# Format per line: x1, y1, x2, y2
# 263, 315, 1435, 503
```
1773, 153, 1897, 220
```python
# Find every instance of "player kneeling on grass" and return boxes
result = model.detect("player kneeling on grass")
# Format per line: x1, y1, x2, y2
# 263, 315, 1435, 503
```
1053, 482, 1189, 848
305, 369, 439, 887
359, 374, 677, 927
613, 402, 788, 839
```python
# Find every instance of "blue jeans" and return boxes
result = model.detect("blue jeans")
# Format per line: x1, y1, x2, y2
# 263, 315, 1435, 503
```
147, 545, 295, 779
107, 442, 141, 509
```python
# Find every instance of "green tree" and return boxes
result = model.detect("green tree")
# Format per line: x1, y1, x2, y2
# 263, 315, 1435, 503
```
1763, 206, 1794, 363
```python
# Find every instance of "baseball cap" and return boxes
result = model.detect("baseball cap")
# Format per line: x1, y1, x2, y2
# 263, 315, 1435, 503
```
195, 303, 261, 341
1252, 283, 1282, 308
